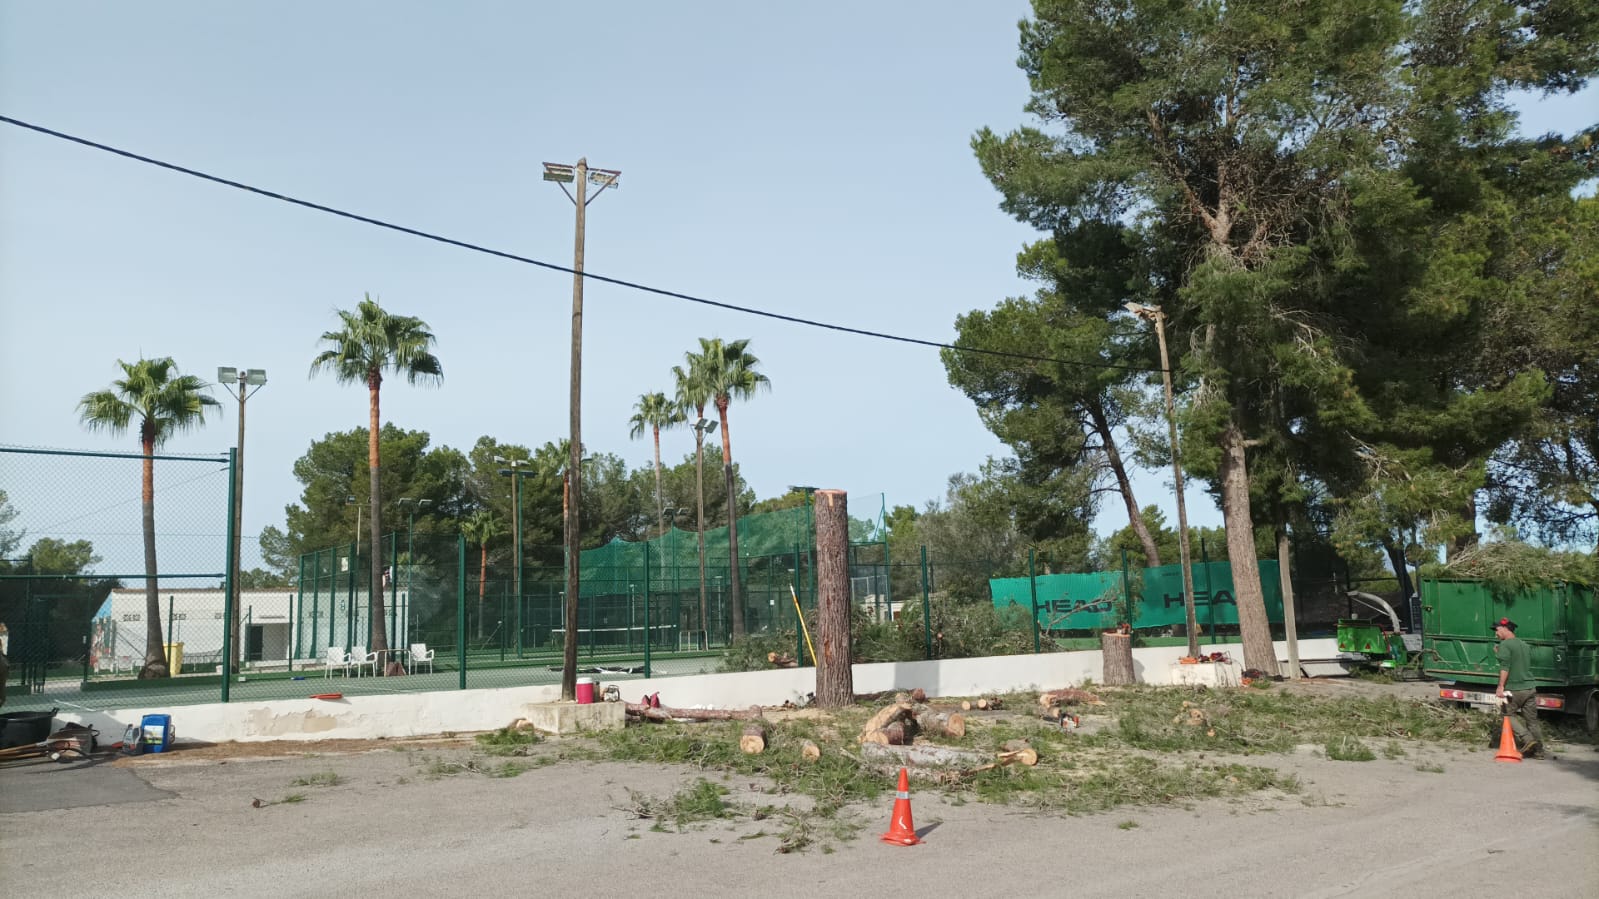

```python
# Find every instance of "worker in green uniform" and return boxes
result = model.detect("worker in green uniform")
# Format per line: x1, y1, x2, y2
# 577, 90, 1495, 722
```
1493, 618, 1544, 758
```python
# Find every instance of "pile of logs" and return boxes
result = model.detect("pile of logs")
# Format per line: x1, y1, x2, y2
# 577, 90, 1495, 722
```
960, 696, 1005, 711
1038, 687, 1102, 726
858, 690, 966, 746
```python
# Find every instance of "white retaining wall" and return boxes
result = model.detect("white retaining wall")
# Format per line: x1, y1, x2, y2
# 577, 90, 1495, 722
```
57, 638, 1338, 744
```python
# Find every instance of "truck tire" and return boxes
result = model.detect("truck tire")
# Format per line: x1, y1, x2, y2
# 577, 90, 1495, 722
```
1586, 689, 1599, 738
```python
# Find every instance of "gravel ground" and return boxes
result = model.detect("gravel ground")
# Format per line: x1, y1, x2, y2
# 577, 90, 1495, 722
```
3, 686, 1596, 898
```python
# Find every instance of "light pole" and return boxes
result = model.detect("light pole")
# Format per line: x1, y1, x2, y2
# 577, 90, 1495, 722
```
398, 497, 432, 649
217, 366, 266, 674
1124, 303, 1200, 658
496, 457, 535, 624
544, 158, 621, 701
690, 416, 718, 649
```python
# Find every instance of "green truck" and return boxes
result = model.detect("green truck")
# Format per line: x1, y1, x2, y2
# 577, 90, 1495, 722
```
1421, 577, 1599, 735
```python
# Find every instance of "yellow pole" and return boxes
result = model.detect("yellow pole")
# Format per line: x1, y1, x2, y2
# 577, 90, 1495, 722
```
790, 584, 817, 666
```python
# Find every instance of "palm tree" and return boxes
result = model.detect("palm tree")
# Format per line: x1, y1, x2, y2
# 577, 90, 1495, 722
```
628, 392, 685, 543
79, 357, 220, 678
686, 338, 769, 640
673, 362, 713, 648
311, 294, 442, 674
461, 510, 503, 639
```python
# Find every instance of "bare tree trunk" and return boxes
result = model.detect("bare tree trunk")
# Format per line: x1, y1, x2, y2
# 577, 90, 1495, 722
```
1379, 533, 1413, 601
814, 489, 853, 708
1219, 420, 1278, 676
367, 375, 393, 672
139, 433, 167, 679
1089, 403, 1161, 567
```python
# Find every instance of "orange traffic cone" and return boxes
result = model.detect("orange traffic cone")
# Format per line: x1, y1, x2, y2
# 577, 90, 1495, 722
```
881, 767, 922, 846
1494, 715, 1522, 763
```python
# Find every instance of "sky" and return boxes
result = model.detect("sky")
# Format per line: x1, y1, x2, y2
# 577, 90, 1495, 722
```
2, 2, 1594, 575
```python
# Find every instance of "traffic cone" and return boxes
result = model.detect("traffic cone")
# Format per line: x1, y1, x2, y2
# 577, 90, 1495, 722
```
1494, 715, 1522, 763
880, 767, 922, 846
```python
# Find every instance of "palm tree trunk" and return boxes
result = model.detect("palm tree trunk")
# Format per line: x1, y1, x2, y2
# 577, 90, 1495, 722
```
478, 541, 488, 639
693, 408, 708, 649
1219, 419, 1277, 676
1089, 403, 1161, 567
717, 400, 745, 640
652, 426, 665, 538
140, 431, 167, 678
367, 373, 394, 673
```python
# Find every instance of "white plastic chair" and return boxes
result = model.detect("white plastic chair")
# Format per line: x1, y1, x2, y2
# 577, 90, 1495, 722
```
323, 646, 353, 678
349, 645, 378, 677
409, 643, 435, 674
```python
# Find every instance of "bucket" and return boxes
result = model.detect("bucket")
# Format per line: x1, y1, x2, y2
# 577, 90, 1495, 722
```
575, 677, 595, 704
0, 708, 58, 749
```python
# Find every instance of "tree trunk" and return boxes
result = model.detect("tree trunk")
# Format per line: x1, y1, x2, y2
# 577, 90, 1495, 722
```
1276, 516, 1300, 680
1379, 533, 1413, 601
717, 400, 745, 639
1447, 492, 1479, 561
693, 407, 708, 649
367, 373, 392, 671
1089, 403, 1161, 567
477, 541, 488, 639
1100, 631, 1134, 685
813, 489, 853, 708
139, 431, 167, 679
652, 426, 664, 539
1218, 420, 1277, 675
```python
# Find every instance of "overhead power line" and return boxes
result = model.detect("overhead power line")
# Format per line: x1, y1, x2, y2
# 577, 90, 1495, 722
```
0, 114, 1161, 374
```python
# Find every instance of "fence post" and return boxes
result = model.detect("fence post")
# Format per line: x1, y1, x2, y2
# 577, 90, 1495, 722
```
1200, 534, 1214, 638
220, 448, 237, 699
389, 531, 399, 652
919, 545, 932, 660
881, 539, 892, 626
1028, 548, 1041, 653
1120, 548, 1133, 626
793, 544, 805, 666
643, 542, 652, 678
346, 541, 356, 653
81, 615, 92, 684
457, 532, 467, 690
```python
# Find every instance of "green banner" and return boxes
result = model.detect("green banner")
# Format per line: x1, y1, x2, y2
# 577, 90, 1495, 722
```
992, 561, 1283, 631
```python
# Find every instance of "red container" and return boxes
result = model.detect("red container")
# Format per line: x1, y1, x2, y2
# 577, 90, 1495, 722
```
575, 677, 595, 704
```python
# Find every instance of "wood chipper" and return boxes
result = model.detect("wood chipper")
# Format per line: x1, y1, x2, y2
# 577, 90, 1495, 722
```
1336, 591, 1419, 671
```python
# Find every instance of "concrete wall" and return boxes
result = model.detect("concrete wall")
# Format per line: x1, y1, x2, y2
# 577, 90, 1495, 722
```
58, 638, 1338, 744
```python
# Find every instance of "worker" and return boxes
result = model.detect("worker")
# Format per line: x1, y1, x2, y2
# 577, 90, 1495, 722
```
1493, 618, 1544, 759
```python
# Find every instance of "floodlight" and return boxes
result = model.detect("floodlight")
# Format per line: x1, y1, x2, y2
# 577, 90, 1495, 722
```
217, 366, 238, 384
542, 163, 575, 183
245, 368, 268, 385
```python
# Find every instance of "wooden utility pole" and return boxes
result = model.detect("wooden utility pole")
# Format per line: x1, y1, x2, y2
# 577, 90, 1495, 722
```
814, 489, 853, 708
1277, 522, 1301, 679
544, 158, 620, 700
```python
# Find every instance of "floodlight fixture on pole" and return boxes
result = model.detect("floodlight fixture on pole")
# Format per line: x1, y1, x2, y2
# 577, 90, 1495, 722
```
217, 365, 267, 675
546, 157, 622, 701
1124, 302, 1201, 657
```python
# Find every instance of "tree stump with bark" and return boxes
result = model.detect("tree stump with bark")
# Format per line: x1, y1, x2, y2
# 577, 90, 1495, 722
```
1101, 630, 1135, 685
814, 489, 853, 708
740, 721, 769, 754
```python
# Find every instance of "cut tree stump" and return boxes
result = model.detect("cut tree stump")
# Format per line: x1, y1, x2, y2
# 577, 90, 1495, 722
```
740, 721, 769, 754
800, 739, 821, 762
1101, 631, 1135, 685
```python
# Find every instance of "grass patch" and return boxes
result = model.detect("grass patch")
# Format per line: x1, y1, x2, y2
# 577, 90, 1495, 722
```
1324, 736, 1376, 761
475, 726, 542, 756
625, 778, 736, 829
1117, 820, 1139, 830
289, 771, 343, 787
1414, 762, 1446, 773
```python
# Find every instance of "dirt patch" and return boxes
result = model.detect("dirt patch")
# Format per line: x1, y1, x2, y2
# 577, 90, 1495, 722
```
110, 734, 474, 765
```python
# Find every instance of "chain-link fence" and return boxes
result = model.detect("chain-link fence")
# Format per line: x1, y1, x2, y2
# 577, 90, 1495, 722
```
1, 445, 235, 712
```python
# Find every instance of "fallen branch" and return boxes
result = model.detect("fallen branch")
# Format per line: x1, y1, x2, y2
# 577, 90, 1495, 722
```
625, 703, 765, 722
1038, 688, 1102, 708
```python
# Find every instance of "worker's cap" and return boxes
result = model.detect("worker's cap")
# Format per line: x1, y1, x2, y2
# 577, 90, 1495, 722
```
1492, 618, 1517, 632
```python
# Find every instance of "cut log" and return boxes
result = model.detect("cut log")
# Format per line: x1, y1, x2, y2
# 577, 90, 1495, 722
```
955, 746, 1040, 779
625, 703, 765, 722
800, 739, 821, 762
858, 700, 917, 742
861, 741, 989, 769
766, 651, 798, 669
915, 709, 966, 739
861, 721, 912, 746
1101, 631, 1135, 686
740, 722, 769, 754
960, 700, 972, 711
1038, 688, 1102, 708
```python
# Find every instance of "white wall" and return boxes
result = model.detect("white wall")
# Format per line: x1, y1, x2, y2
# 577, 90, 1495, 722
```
57, 638, 1338, 744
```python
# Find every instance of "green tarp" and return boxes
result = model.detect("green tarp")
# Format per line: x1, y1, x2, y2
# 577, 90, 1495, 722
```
991, 561, 1284, 631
